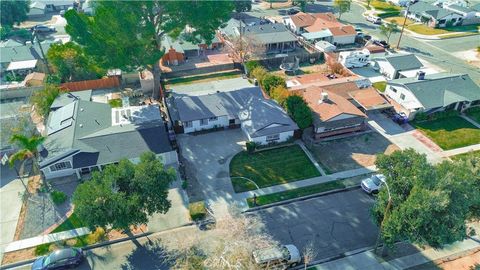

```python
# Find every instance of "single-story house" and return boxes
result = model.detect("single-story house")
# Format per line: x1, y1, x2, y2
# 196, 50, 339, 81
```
385, 72, 480, 119
37, 0, 73, 11
303, 87, 367, 139
167, 78, 298, 145
0, 40, 53, 75
406, 2, 464, 28
375, 53, 424, 80
39, 100, 178, 179
28, 1, 47, 17
242, 23, 298, 54
284, 12, 356, 45
161, 34, 223, 66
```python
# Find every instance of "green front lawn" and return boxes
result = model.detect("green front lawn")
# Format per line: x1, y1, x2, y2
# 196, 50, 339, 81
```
452, 150, 480, 161
246, 175, 368, 207
51, 213, 86, 234
407, 23, 480, 35
412, 116, 480, 150
372, 81, 387, 92
230, 145, 321, 193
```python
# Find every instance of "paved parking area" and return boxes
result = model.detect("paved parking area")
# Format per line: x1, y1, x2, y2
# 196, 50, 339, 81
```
178, 129, 246, 216
252, 189, 379, 261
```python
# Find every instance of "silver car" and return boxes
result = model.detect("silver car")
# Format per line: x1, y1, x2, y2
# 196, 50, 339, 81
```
361, 174, 386, 194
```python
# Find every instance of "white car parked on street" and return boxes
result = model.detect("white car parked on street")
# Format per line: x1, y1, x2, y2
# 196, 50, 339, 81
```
361, 174, 386, 194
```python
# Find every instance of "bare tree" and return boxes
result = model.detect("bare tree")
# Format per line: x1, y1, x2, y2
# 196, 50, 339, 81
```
302, 241, 317, 270
224, 32, 266, 64
162, 211, 277, 270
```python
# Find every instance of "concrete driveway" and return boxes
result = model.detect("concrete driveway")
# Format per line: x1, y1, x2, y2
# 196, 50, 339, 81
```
251, 189, 379, 261
0, 165, 25, 262
178, 129, 247, 216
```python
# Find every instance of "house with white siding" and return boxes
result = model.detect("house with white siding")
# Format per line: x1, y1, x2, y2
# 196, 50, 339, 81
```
385, 72, 480, 119
167, 78, 298, 145
375, 53, 424, 80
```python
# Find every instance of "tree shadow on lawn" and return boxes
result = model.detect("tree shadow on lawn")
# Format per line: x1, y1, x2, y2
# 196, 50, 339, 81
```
412, 117, 479, 132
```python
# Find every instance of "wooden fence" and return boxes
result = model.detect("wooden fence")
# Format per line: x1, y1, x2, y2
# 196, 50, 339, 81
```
60, 77, 120, 92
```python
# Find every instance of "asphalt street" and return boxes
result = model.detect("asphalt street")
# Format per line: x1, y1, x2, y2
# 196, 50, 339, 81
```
251, 189, 379, 261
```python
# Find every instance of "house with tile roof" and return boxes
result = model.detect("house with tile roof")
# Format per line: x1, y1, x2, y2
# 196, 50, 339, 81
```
39, 99, 178, 179
406, 2, 464, 27
283, 12, 356, 45
385, 72, 480, 119
166, 78, 298, 145
374, 53, 424, 80
302, 87, 367, 139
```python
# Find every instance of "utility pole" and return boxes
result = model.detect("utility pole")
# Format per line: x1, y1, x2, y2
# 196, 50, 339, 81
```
31, 30, 51, 75
396, 2, 412, 49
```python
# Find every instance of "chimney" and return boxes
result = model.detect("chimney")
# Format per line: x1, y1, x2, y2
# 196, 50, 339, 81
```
417, 71, 426, 80
318, 92, 329, 104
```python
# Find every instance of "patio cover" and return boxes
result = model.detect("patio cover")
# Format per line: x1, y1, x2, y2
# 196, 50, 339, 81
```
301, 29, 332, 41
7, 60, 38, 71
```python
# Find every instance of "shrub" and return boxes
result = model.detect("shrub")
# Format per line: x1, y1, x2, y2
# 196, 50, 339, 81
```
182, 179, 188, 190
415, 112, 428, 121
31, 84, 63, 118
245, 60, 261, 75
251, 66, 268, 83
378, 11, 400, 18
189, 201, 207, 221
430, 110, 459, 120
51, 190, 68, 205
35, 243, 52, 255
246, 141, 257, 153
270, 85, 290, 105
467, 106, 480, 113
261, 74, 285, 95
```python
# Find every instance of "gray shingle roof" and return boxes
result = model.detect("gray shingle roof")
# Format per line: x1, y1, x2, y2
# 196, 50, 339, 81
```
242, 23, 297, 44
408, 2, 456, 19
388, 73, 480, 110
0, 41, 52, 64
381, 54, 423, 71
239, 98, 298, 138
40, 100, 172, 168
50, 90, 92, 110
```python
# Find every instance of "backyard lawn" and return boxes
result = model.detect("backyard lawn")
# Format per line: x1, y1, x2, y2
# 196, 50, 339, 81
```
166, 71, 241, 86
412, 116, 480, 150
230, 145, 320, 193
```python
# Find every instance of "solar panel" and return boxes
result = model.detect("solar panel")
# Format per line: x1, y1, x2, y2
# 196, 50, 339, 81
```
47, 102, 76, 135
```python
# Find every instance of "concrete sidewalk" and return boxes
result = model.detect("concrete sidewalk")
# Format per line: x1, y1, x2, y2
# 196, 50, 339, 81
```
312, 235, 480, 270
234, 166, 376, 201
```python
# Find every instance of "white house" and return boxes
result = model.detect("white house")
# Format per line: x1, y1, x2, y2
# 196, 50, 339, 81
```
28, 1, 46, 17
406, 2, 464, 27
385, 72, 480, 119
167, 78, 298, 145
375, 53, 424, 80
39, 101, 178, 179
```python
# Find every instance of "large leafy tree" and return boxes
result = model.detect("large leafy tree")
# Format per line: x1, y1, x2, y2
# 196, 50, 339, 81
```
285, 95, 313, 129
234, 0, 251, 13
0, 0, 30, 27
373, 149, 480, 248
334, 0, 351, 19
47, 42, 105, 82
73, 152, 176, 230
65, 1, 233, 100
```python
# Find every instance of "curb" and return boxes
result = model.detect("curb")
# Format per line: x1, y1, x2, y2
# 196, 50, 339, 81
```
244, 185, 362, 212
292, 245, 376, 270
0, 223, 196, 270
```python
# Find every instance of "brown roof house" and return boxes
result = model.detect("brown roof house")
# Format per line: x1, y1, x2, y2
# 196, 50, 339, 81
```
283, 12, 356, 45
303, 87, 367, 139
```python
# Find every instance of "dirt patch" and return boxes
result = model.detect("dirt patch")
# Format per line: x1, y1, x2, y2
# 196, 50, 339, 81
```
308, 132, 400, 173
259, 0, 293, 9
452, 49, 480, 69
1, 247, 36, 265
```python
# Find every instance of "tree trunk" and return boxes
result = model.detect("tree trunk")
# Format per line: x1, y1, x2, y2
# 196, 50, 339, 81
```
152, 61, 162, 100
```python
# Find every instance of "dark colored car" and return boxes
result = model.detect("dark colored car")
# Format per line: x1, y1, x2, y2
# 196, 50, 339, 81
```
30, 25, 56, 33
287, 7, 300, 15
373, 40, 390, 49
32, 248, 84, 270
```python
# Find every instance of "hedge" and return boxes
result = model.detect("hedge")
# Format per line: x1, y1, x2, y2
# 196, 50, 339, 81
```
189, 201, 207, 221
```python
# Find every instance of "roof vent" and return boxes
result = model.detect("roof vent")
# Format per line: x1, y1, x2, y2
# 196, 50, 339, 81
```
79, 124, 83, 128
80, 108, 84, 112
417, 71, 426, 80
318, 92, 329, 104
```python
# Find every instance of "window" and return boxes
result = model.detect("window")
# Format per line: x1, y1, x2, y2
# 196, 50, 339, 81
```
391, 87, 397, 93
200, 119, 208, 126
439, 19, 446, 24
209, 117, 217, 122
400, 93, 406, 100
266, 134, 280, 142
184, 121, 192, 128
49, 161, 72, 172
229, 119, 235, 124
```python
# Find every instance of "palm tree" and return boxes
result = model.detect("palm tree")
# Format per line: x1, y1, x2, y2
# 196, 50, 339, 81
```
9, 134, 45, 178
